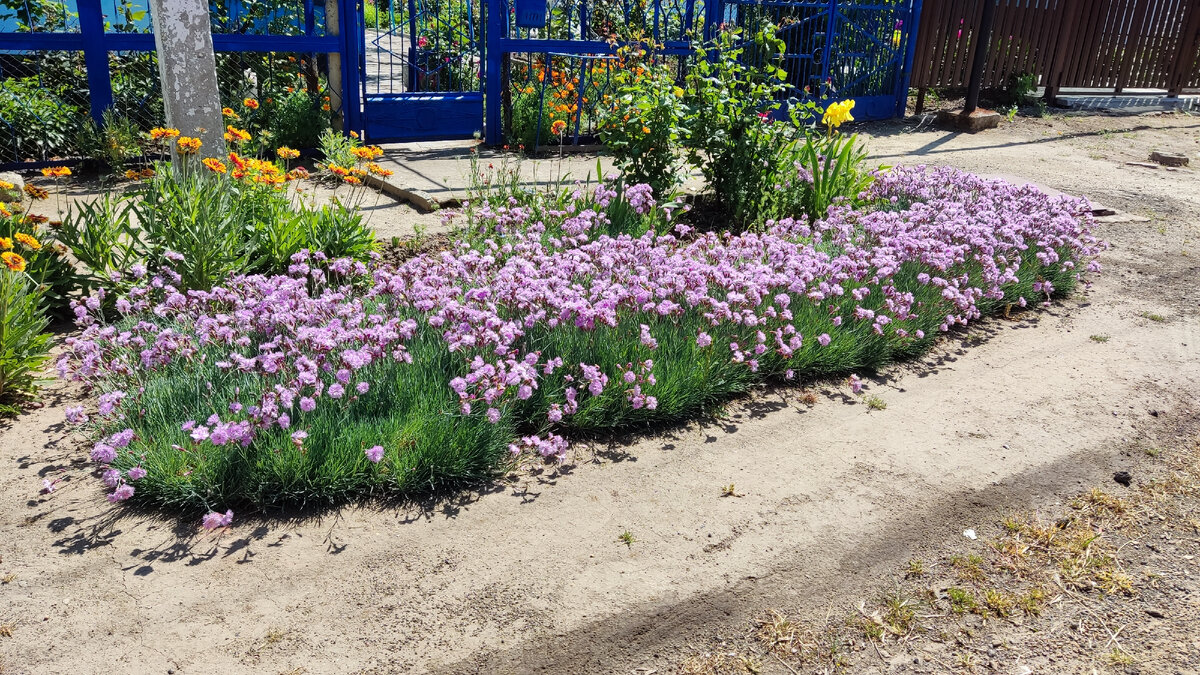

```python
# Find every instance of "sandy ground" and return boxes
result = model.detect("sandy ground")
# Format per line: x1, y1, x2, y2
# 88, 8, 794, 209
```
1, 111, 1199, 675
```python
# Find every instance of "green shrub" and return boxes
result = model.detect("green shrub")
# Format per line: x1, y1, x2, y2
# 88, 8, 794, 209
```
0, 77, 83, 161
597, 40, 687, 197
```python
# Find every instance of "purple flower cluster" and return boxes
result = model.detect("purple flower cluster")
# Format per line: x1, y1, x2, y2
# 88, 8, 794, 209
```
57, 166, 1103, 512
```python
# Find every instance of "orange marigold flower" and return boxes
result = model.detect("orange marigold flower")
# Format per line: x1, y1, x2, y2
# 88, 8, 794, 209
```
24, 184, 49, 200
349, 131, 359, 138
243, 97, 259, 109
350, 146, 374, 160
232, 169, 246, 179
41, 166, 71, 178
0, 204, 9, 218
329, 164, 350, 177
228, 152, 248, 170
1, 251, 26, 272
366, 162, 393, 177
0, 236, 11, 249
550, 120, 567, 135
642, 126, 651, 134
177, 136, 202, 154
343, 176, 362, 185
322, 103, 331, 111
124, 169, 140, 180
149, 127, 180, 140
224, 125, 251, 143
222, 107, 237, 117
287, 167, 310, 181
276, 146, 300, 160
14, 232, 41, 250
139, 168, 156, 179
202, 158, 227, 174
25, 214, 48, 224
0, 180, 12, 190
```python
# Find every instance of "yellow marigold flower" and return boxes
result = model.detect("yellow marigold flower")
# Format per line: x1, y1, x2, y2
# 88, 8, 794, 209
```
124, 169, 140, 180
24, 184, 49, 200
0, 237, 11, 249
222, 107, 236, 116
149, 127, 181, 140
349, 131, 359, 138
41, 166, 71, 178
0, 180, 12, 190
350, 146, 374, 160
329, 164, 350, 177
177, 136, 203, 154
368, 145, 383, 158
0, 203, 9, 218
366, 162, 393, 177
287, 167, 310, 181
343, 176, 362, 185
276, 146, 300, 160
202, 158, 228, 174
1, 251, 26, 272
243, 98, 260, 109
14, 232, 41, 250
550, 119, 567, 135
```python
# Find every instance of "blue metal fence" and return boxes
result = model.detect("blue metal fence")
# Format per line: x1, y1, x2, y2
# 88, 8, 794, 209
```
1, 0, 921, 164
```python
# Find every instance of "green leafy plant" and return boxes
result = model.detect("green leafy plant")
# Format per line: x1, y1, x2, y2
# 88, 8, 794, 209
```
77, 109, 144, 170
597, 39, 687, 196
682, 24, 802, 224
0, 212, 83, 317
0, 267, 51, 411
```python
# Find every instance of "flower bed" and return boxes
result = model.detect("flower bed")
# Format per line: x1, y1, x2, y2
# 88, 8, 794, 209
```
57, 166, 1103, 518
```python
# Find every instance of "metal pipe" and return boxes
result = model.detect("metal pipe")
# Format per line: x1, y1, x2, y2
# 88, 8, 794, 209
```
963, 0, 996, 114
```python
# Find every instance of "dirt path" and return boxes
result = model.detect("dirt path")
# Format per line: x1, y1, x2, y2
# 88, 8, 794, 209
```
1, 112, 1198, 675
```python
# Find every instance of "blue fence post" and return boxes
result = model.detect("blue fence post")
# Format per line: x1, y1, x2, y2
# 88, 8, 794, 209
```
819, 0, 837, 96
484, 0, 504, 144
896, 0, 923, 117
76, 0, 113, 124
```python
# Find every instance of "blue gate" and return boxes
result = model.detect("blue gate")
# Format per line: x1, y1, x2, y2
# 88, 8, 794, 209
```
350, 0, 485, 140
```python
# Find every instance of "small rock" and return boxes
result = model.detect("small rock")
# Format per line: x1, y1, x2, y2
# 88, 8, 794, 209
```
0, 171, 23, 201
1150, 409, 1160, 417
1114, 471, 1133, 487
1149, 151, 1189, 167
963, 529, 977, 540
1146, 608, 1167, 618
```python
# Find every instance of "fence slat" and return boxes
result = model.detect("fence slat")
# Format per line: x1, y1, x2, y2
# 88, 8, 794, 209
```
912, 0, 1198, 93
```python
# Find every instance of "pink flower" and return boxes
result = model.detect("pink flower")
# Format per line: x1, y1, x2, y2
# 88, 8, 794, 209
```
817, 333, 831, 346
107, 484, 135, 502
365, 445, 385, 463
201, 509, 234, 530
127, 466, 147, 481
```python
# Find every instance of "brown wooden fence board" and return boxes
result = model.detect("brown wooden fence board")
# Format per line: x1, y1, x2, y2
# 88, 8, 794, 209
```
912, 0, 1200, 93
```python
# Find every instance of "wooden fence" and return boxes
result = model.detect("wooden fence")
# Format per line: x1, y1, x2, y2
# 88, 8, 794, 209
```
912, 0, 1200, 96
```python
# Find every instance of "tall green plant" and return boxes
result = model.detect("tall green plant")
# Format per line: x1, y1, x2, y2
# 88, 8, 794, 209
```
0, 268, 50, 410
597, 39, 687, 197
681, 24, 801, 224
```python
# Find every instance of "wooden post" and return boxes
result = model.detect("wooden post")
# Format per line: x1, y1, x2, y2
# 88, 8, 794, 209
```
1042, 0, 1079, 103
964, 0, 997, 113
148, 0, 226, 158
